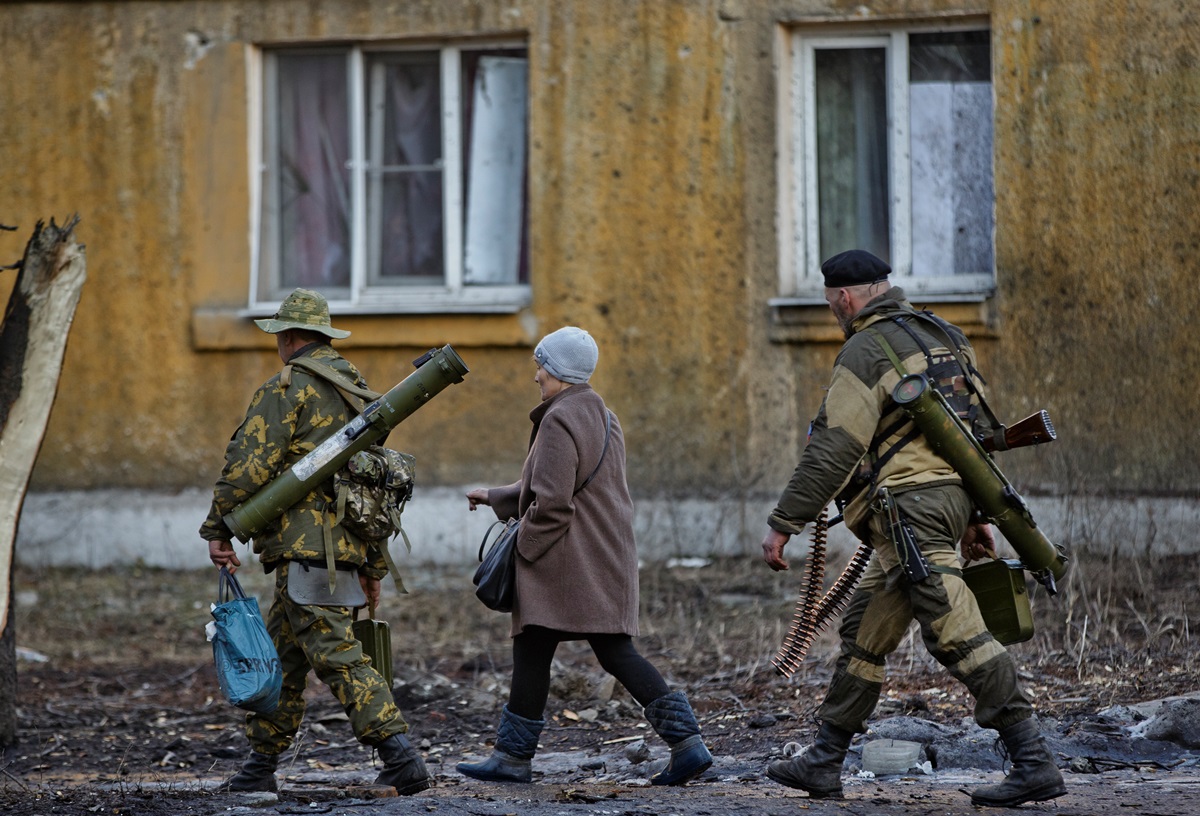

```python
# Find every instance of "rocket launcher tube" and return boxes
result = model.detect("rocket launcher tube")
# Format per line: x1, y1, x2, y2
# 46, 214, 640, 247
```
223, 345, 469, 543
891, 373, 1068, 591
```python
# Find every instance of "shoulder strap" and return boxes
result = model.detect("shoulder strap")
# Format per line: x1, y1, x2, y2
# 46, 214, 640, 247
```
902, 310, 1003, 432
285, 356, 390, 595
286, 355, 382, 414
575, 410, 613, 496
864, 326, 910, 377
860, 328, 923, 479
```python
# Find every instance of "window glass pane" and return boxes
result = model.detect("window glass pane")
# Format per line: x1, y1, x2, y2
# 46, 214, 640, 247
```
910, 30, 990, 83
367, 53, 444, 285
376, 171, 445, 282
263, 52, 351, 295
461, 51, 529, 286
815, 47, 890, 264
909, 31, 994, 277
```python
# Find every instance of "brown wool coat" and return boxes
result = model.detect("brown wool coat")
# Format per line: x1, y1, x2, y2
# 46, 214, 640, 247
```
487, 384, 639, 638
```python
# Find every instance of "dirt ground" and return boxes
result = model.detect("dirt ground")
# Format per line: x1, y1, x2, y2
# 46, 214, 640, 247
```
3, 551, 1200, 815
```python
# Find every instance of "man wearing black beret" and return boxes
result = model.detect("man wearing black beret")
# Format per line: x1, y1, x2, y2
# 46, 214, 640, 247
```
758, 250, 1065, 808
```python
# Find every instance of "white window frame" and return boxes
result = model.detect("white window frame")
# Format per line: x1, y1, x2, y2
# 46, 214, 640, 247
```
775, 24, 996, 305
247, 41, 531, 316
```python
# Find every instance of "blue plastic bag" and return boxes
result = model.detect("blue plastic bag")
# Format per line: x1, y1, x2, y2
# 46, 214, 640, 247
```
211, 567, 282, 714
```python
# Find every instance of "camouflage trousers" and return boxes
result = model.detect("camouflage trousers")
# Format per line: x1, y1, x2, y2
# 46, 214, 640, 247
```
818, 484, 1033, 734
244, 562, 408, 755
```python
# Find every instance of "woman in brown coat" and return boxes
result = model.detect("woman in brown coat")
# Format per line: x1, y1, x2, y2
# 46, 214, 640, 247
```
456, 327, 712, 786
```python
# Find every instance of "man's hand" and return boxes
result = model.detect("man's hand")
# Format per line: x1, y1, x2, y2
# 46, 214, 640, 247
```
959, 522, 996, 562
466, 488, 490, 511
359, 574, 382, 609
209, 539, 241, 572
761, 528, 793, 572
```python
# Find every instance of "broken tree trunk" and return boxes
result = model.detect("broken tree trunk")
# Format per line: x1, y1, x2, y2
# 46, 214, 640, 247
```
0, 217, 87, 748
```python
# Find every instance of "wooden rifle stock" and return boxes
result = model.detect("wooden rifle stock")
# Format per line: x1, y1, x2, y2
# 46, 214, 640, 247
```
979, 409, 1056, 453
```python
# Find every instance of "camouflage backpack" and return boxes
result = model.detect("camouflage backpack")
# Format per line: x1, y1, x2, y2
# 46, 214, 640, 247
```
333, 446, 416, 543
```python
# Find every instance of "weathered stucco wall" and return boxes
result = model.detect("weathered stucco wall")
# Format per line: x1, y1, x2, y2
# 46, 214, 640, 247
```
990, 0, 1200, 496
1, 0, 1196, 538
0, 0, 768, 498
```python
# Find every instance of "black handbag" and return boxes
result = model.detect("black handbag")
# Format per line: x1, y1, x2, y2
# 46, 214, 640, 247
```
473, 518, 520, 612
473, 410, 613, 613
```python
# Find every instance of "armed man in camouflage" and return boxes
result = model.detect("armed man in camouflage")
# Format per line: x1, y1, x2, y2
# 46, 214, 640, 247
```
202, 288, 431, 795
759, 251, 1065, 808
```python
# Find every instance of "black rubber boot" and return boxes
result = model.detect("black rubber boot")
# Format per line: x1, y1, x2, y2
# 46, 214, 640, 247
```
457, 706, 545, 783
374, 733, 433, 795
643, 691, 714, 786
766, 722, 853, 798
970, 719, 1066, 807
221, 751, 279, 792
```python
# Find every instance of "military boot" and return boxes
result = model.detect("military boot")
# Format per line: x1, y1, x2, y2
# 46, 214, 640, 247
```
374, 733, 433, 795
221, 750, 279, 792
643, 691, 714, 786
457, 706, 545, 783
970, 719, 1066, 807
766, 722, 853, 798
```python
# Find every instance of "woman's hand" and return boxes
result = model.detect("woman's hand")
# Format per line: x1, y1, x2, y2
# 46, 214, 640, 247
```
466, 488, 490, 511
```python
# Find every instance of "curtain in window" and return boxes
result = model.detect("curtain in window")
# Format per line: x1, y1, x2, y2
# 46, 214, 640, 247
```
815, 48, 890, 264
271, 53, 351, 291
369, 54, 444, 284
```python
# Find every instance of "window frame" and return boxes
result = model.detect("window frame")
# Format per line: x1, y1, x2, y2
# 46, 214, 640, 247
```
247, 40, 531, 316
775, 22, 996, 305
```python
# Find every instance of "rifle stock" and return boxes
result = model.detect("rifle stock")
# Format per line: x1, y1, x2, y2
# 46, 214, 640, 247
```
979, 409, 1056, 453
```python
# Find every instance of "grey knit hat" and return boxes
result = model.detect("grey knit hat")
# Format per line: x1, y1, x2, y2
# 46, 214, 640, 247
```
534, 326, 598, 384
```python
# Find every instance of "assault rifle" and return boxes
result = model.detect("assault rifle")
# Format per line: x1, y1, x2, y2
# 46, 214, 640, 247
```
978, 410, 1056, 453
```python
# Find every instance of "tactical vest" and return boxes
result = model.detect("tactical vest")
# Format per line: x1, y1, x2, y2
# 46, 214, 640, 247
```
860, 310, 1001, 493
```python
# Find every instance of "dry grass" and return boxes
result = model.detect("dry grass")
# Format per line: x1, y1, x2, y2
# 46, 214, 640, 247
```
10, 548, 1198, 718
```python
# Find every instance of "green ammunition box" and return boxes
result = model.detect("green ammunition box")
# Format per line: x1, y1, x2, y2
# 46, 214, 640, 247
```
962, 558, 1034, 645
352, 612, 394, 690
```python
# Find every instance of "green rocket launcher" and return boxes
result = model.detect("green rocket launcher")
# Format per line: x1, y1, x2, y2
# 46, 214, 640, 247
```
892, 373, 1069, 594
223, 345, 469, 542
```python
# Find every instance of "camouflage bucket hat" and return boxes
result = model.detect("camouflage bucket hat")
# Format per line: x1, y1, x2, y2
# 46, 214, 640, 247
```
254, 288, 351, 339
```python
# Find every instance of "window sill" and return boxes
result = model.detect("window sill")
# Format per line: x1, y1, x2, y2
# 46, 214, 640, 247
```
246, 286, 533, 316
191, 306, 538, 351
768, 295, 999, 344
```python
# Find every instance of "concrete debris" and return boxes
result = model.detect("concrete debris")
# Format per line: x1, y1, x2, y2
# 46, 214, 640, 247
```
1134, 698, 1200, 748
624, 739, 651, 764
854, 701, 1200, 775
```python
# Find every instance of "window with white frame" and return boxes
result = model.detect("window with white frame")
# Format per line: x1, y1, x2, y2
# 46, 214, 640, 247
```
779, 26, 995, 300
253, 43, 530, 313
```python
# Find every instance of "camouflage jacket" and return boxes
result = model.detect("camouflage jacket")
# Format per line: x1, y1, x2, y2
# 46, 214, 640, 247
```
768, 287, 995, 537
199, 343, 389, 578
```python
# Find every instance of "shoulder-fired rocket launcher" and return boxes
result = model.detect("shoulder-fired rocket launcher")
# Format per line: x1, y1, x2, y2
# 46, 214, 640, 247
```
223, 345, 469, 543
892, 372, 1068, 595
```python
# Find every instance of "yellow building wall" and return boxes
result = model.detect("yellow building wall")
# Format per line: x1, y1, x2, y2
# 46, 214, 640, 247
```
0, 1, 1196, 503
990, 0, 1200, 493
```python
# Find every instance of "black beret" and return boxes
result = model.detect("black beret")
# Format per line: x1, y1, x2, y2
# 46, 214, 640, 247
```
821, 250, 891, 288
